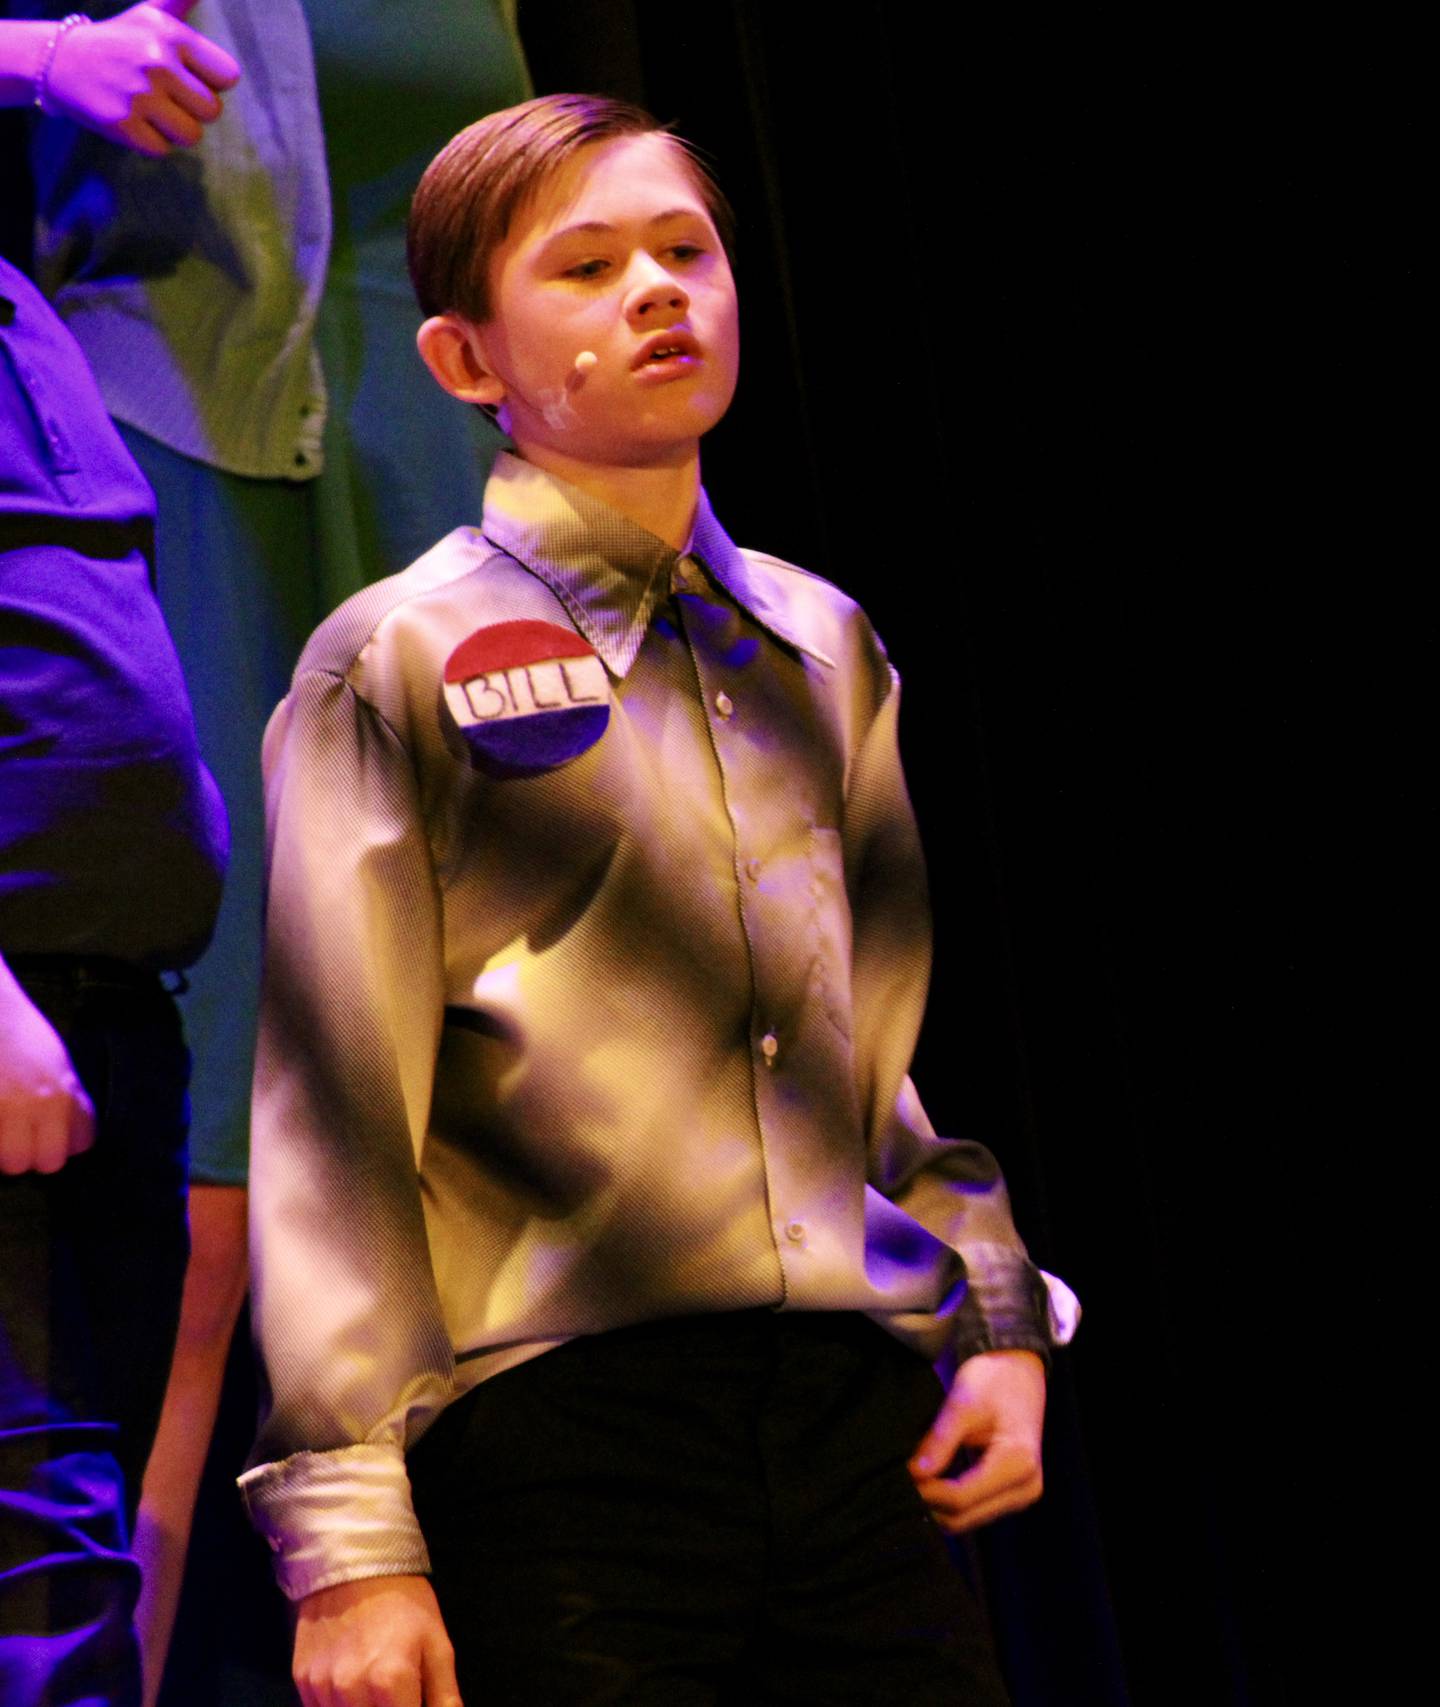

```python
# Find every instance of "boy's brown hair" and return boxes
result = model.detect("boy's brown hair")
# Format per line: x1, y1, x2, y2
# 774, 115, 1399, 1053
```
407, 93, 736, 325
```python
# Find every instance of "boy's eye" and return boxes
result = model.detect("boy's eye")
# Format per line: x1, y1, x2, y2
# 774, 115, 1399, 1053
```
558, 242, 706, 283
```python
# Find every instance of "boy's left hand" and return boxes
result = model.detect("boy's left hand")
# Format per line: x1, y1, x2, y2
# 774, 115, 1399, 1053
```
907, 1348, 1047, 1532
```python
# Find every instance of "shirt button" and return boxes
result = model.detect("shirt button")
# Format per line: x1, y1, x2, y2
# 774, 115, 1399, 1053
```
760, 1032, 778, 1065
785, 1219, 806, 1244
715, 691, 734, 719
745, 857, 761, 882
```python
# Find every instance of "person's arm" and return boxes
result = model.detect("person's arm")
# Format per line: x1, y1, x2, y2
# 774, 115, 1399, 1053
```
842, 639, 1074, 1530
239, 664, 461, 1706
0, 2, 238, 156
0, 950, 94, 1175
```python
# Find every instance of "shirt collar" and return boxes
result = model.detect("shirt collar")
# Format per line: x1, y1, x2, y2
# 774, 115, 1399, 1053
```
480, 453, 834, 677
690, 492, 836, 670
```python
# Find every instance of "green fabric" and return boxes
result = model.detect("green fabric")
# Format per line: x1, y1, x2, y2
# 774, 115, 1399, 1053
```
144, 2, 529, 1181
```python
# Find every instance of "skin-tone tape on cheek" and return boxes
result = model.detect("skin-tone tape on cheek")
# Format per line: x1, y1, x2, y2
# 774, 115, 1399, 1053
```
540, 351, 599, 431
464, 323, 598, 431
539, 389, 578, 430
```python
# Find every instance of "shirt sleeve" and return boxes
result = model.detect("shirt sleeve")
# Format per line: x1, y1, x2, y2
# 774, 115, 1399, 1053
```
846, 660, 1079, 1364
238, 668, 455, 1601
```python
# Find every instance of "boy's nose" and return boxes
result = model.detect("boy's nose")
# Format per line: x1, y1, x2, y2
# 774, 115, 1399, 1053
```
624, 257, 689, 323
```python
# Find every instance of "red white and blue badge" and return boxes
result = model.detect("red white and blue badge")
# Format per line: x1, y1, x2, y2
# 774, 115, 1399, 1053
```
442, 619, 610, 779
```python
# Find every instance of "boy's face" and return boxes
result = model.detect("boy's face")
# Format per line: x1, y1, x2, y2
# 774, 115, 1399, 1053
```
465, 133, 740, 471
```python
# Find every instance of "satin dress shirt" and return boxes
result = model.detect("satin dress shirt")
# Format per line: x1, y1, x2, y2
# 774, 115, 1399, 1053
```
240, 454, 1074, 1598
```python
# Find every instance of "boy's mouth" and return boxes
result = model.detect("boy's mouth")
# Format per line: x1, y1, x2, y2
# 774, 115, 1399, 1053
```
632, 330, 700, 371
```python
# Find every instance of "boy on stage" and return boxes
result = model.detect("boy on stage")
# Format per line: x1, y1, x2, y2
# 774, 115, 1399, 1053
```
241, 93, 1074, 1707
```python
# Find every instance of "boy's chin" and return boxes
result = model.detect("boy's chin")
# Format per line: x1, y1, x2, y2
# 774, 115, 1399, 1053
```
510, 387, 733, 471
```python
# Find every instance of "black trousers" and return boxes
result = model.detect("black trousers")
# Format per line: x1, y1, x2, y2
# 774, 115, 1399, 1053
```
0, 959, 191, 1707
408, 1310, 1010, 1706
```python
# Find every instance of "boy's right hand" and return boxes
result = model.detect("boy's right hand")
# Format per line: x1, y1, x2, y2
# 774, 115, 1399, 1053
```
43, 0, 240, 157
295, 1576, 463, 1707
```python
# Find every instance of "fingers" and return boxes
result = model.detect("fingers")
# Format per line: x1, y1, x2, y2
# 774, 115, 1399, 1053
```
297, 1656, 421, 1707
115, 56, 236, 157
162, 65, 225, 122
114, 114, 176, 159
0, 1113, 40, 1175
323, 1630, 461, 1707
140, 5, 242, 146
918, 1479, 1043, 1534
175, 25, 241, 94
0, 1079, 94, 1174
909, 1388, 980, 1479
0, 1112, 65, 1174
365, 1653, 423, 1707
141, 82, 205, 149
913, 1437, 1044, 1534
122, 2, 241, 96
349, 1654, 421, 1707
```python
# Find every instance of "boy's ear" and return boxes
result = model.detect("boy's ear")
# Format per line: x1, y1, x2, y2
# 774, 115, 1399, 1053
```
416, 314, 506, 408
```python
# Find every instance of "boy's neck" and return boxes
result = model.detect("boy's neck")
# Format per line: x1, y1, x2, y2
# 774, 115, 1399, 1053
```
514, 443, 700, 551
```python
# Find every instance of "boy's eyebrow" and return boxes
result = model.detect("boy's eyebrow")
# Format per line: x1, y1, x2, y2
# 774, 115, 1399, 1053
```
541, 208, 708, 245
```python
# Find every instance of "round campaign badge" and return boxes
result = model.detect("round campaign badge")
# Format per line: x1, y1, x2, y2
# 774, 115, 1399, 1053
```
442, 619, 610, 779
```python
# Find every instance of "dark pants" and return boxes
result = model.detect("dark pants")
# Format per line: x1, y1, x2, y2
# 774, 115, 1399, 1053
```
409, 1310, 1010, 1706
0, 959, 191, 1707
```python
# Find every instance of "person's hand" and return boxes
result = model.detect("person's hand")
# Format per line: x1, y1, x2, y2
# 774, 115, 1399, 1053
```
294, 1575, 463, 1707
44, 1, 240, 157
0, 972, 94, 1175
907, 1348, 1047, 1533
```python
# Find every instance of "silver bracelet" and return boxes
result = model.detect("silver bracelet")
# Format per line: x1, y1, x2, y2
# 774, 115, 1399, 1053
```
34, 13, 91, 116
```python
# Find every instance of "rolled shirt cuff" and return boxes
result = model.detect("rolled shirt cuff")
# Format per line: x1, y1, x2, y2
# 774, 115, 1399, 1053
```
238, 1443, 431, 1602
957, 1241, 1081, 1358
